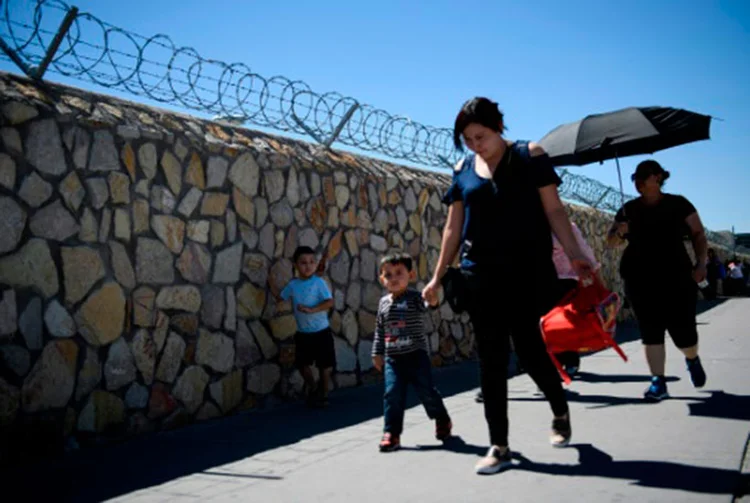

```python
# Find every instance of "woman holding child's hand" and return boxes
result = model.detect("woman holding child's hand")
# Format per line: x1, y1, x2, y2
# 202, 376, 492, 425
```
424, 98, 593, 475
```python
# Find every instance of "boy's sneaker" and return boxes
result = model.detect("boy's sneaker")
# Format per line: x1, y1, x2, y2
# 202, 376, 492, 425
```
435, 418, 452, 441
475, 446, 513, 475
644, 376, 669, 401
378, 433, 400, 452
686, 356, 707, 388
550, 416, 572, 447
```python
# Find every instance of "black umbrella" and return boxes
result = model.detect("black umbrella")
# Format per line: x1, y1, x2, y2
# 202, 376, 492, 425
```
539, 106, 712, 206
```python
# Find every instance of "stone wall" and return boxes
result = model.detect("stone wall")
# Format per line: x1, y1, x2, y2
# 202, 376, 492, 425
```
0, 72, 732, 457
0, 72, 468, 456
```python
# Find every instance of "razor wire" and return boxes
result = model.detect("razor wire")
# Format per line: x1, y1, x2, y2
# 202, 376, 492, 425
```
0, 0, 460, 168
0, 0, 742, 247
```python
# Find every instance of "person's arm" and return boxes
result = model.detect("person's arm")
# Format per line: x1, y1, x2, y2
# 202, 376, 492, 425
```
422, 202, 464, 306
432, 202, 464, 281
297, 279, 334, 313
607, 206, 629, 247
607, 221, 628, 247
269, 277, 288, 303
371, 303, 386, 371
422, 158, 466, 306
572, 224, 600, 272
539, 185, 591, 271
530, 144, 592, 278
298, 298, 333, 313
686, 211, 708, 282
529, 143, 591, 275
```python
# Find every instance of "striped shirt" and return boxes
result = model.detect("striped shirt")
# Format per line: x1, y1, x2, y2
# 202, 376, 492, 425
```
372, 289, 429, 357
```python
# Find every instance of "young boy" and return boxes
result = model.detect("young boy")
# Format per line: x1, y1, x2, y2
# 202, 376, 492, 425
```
270, 246, 335, 407
372, 253, 452, 452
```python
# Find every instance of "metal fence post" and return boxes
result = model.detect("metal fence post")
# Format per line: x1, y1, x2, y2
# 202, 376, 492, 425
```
323, 103, 359, 148
0, 36, 36, 78
33, 6, 79, 80
290, 117, 325, 145
591, 187, 612, 210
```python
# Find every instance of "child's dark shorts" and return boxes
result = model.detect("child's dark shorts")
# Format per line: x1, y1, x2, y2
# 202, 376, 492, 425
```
294, 327, 336, 370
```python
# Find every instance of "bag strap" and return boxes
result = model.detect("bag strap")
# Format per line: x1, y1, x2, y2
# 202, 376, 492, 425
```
591, 319, 629, 363
514, 140, 532, 164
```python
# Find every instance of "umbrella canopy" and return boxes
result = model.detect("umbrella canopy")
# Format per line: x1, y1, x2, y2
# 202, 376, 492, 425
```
539, 106, 712, 167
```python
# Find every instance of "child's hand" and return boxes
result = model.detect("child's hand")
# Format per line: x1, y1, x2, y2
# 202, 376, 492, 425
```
616, 222, 629, 237
571, 257, 594, 281
267, 276, 281, 302
297, 305, 312, 314
372, 355, 384, 372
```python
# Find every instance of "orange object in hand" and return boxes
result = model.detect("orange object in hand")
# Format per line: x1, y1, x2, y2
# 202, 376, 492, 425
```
540, 279, 627, 384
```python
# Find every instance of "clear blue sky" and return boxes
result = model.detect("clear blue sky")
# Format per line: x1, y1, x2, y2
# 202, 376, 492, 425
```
3, 0, 748, 232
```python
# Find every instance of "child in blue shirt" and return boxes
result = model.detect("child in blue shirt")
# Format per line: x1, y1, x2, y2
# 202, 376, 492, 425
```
270, 246, 335, 407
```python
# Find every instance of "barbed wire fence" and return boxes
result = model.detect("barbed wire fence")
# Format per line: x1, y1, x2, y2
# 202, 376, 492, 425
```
0, 0, 740, 251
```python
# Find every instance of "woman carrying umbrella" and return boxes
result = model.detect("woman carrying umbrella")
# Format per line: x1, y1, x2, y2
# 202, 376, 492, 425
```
607, 160, 708, 401
422, 97, 594, 475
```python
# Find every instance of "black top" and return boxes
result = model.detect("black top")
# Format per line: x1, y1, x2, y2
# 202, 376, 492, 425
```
442, 141, 563, 314
442, 141, 562, 272
615, 194, 697, 282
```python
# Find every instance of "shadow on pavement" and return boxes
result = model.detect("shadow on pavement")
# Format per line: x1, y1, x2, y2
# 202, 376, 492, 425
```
6, 360, 482, 503
512, 443, 739, 495
5, 298, 736, 502
400, 435, 487, 456
509, 389, 750, 421
696, 298, 728, 316
687, 390, 750, 422
510, 389, 653, 409
574, 371, 681, 384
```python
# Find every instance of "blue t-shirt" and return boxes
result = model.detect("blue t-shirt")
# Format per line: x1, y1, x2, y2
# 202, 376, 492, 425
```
280, 276, 332, 333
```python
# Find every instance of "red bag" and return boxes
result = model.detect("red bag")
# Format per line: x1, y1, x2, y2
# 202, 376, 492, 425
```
539, 279, 628, 384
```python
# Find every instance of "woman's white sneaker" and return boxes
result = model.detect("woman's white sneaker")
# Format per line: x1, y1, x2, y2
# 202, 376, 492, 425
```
475, 446, 513, 474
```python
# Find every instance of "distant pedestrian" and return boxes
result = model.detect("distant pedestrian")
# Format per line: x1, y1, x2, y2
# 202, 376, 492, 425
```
727, 260, 745, 296
704, 248, 723, 300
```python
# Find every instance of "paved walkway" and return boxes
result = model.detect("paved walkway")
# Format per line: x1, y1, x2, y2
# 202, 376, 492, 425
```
10, 299, 750, 502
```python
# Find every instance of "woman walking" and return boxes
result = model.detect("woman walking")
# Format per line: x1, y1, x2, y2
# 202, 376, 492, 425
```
607, 160, 708, 401
422, 97, 594, 475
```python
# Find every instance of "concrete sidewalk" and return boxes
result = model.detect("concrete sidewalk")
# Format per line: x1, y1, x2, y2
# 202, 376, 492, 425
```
11, 299, 750, 502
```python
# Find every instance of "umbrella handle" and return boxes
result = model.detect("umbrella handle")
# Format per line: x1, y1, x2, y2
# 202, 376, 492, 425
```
615, 154, 626, 217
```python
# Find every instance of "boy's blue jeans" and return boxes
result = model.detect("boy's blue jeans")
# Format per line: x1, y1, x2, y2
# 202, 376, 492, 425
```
383, 350, 450, 436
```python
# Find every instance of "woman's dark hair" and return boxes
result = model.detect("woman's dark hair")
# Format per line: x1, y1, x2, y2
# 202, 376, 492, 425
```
631, 160, 671, 186
453, 97, 506, 150
292, 246, 316, 263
